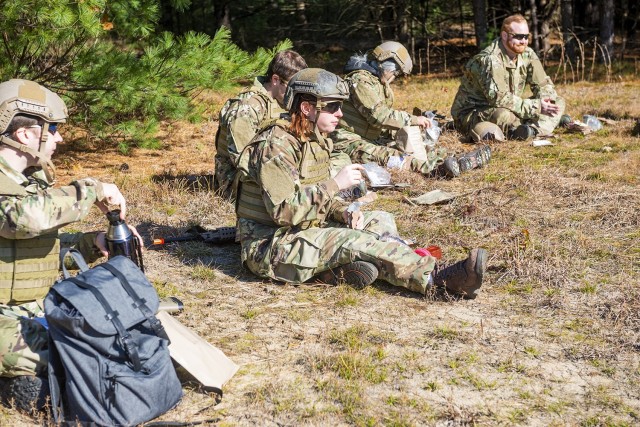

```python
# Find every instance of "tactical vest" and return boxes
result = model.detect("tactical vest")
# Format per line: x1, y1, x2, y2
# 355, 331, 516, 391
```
215, 91, 276, 161
339, 71, 389, 141
0, 232, 60, 304
237, 122, 332, 228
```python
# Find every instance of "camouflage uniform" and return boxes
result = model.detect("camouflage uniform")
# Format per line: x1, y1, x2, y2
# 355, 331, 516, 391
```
451, 38, 566, 136
236, 124, 436, 294
331, 69, 445, 174
214, 77, 284, 200
0, 157, 101, 377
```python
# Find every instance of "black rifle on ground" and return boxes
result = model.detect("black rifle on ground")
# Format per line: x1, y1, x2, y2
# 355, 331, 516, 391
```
152, 225, 236, 246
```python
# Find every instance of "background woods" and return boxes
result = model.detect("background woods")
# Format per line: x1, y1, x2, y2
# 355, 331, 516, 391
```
1, 0, 638, 148
159, 0, 639, 68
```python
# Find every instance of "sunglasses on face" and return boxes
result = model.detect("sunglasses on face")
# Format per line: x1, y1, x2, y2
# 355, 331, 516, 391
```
508, 32, 530, 41
29, 123, 60, 134
47, 123, 60, 134
320, 101, 343, 114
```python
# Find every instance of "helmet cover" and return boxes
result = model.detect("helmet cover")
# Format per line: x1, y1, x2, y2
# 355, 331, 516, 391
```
283, 68, 349, 111
372, 41, 413, 75
0, 79, 67, 134
470, 121, 506, 142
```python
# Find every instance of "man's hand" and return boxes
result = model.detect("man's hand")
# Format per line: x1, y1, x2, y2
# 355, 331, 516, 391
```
94, 224, 143, 258
342, 209, 365, 230
541, 98, 560, 117
414, 115, 432, 129
94, 183, 127, 219
333, 164, 365, 191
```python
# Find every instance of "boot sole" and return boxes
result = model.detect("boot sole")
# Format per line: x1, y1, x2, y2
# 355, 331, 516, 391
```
467, 248, 488, 299
317, 261, 379, 287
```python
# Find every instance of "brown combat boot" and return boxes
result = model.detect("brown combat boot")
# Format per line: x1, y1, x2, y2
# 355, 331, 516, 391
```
432, 156, 460, 178
315, 261, 379, 287
458, 145, 491, 173
433, 248, 487, 299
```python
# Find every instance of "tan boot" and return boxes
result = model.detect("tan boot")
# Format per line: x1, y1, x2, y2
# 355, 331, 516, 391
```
433, 248, 487, 299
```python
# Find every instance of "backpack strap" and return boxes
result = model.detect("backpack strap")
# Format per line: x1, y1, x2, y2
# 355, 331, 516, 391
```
98, 262, 169, 342
47, 333, 66, 423
60, 248, 91, 278
66, 277, 143, 372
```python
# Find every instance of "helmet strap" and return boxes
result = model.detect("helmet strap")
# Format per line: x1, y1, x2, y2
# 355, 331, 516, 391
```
0, 127, 57, 182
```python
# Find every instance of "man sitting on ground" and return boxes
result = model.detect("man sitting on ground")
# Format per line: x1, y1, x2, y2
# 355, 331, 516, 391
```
451, 14, 566, 142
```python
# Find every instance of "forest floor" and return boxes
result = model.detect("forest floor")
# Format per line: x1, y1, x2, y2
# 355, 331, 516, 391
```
1, 76, 639, 426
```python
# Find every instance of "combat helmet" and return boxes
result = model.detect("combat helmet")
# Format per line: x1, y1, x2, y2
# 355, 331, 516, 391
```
283, 68, 349, 111
371, 41, 413, 75
0, 79, 68, 181
470, 121, 505, 142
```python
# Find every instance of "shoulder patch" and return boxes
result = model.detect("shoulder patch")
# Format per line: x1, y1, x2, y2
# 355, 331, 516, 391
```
260, 156, 296, 206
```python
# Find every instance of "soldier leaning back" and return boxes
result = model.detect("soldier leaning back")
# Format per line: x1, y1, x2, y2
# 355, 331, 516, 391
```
236, 68, 488, 299
0, 79, 138, 413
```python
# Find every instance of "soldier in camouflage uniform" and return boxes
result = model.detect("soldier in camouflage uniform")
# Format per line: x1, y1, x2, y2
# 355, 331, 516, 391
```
451, 14, 565, 140
0, 79, 136, 413
214, 50, 308, 200
236, 68, 487, 298
331, 41, 491, 178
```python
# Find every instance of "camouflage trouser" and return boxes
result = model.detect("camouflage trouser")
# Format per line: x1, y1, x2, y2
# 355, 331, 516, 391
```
331, 128, 445, 174
0, 302, 48, 378
455, 96, 566, 136
242, 211, 436, 294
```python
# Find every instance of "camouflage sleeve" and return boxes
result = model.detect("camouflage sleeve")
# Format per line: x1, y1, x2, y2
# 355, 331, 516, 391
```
0, 178, 100, 239
526, 52, 558, 101
477, 56, 541, 120
226, 97, 266, 165
350, 75, 413, 130
253, 132, 339, 227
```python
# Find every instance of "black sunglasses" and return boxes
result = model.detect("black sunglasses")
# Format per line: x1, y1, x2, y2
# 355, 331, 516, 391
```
508, 32, 530, 41
47, 123, 60, 134
321, 101, 343, 114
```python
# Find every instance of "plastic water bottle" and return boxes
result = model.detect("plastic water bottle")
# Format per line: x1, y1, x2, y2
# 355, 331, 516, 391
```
583, 115, 602, 131
387, 155, 405, 170
423, 111, 441, 148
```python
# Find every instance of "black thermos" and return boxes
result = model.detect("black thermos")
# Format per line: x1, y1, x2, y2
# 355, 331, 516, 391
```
105, 209, 144, 272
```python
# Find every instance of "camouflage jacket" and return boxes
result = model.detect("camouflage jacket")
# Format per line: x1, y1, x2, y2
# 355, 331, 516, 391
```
451, 38, 559, 121
214, 77, 284, 197
237, 125, 348, 242
338, 70, 421, 140
0, 157, 100, 257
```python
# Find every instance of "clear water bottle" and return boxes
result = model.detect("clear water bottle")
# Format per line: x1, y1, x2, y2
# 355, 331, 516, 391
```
583, 115, 602, 131
106, 209, 144, 272
423, 111, 441, 148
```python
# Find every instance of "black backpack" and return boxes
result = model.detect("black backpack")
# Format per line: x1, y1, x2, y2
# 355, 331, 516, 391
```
44, 250, 183, 426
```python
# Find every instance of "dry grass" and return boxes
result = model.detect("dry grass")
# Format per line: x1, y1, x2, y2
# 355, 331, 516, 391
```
2, 77, 639, 426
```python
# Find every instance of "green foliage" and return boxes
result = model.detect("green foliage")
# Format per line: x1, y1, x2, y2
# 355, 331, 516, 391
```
0, 0, 291, 149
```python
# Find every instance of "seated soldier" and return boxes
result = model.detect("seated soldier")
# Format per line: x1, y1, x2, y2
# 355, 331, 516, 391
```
331, 41, 491, 178
0, 79, 137, 413
451, 14, 566, 142
236, 68, 488, 299
214, 50, 307, 200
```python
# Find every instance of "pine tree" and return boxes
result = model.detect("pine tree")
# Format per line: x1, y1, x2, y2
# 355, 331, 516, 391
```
0, 0, 291, 151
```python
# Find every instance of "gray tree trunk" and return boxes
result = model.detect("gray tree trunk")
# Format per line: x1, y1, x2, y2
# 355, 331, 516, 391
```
473, 0, 488, 49
599, 0, 615, 61
561, 0, 575, 60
